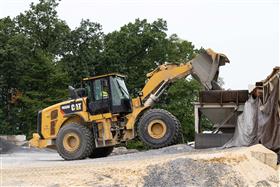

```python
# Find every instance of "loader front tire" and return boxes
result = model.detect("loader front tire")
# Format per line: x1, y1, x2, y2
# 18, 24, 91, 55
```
89, 146, 114, 158
137, 109, 181, 149
56, 123, 94, 160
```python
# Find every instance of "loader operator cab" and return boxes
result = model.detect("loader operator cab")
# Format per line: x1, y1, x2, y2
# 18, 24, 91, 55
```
83, 74, 132, 115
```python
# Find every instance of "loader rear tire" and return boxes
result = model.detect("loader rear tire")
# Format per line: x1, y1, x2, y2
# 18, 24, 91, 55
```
137, 109, 181, 149
56, 123, 94, 160
89, 146, 114, 158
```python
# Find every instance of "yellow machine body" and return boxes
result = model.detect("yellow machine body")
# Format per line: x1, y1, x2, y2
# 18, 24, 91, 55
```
30, 49, 229, 153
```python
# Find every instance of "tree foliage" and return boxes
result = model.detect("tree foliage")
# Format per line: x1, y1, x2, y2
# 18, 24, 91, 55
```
61, 19, 103, 86
0, 0, 69, 136
102, 19, 169, 95
0, 0, 207, 143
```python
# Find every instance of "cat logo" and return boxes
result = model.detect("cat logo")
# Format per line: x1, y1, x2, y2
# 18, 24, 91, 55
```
60, 101, 83, 114
71, 103, 82, 111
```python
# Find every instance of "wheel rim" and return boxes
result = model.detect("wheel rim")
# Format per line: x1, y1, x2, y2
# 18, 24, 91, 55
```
147, 120, 167, 139
63, 132, 80, 152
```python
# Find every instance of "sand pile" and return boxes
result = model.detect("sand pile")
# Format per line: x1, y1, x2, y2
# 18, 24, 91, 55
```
2, 144, 279, 186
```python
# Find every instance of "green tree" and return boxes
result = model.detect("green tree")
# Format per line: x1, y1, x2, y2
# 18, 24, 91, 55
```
15, 0, 70, 56
61, 19, 103, 86
165, 34, 196, 62
0, 17, 32, 134
0, 0, 69, 137
102, 19, 169, 95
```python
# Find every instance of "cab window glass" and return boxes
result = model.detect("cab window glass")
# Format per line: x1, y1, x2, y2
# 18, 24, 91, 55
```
110, 77, 122, 106
93, 79, 109, 101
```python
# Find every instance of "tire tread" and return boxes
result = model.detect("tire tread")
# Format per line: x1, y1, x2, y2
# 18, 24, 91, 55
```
57, 123, 94, 160
137, 109, 182, 148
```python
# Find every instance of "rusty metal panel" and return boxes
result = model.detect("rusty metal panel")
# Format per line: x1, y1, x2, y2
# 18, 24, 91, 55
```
195, 133, 234, 149
199, 90, 248, 104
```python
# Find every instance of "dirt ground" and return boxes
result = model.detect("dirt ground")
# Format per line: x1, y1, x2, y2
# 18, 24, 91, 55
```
1, 144, 279, 187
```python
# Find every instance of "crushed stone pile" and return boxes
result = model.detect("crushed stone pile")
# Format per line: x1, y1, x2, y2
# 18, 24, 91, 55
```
144, 158, 244, 186
111, 146, 139, 156
0, 138, 55, 154
0, 138, 17, 154
2, 144, 279, 186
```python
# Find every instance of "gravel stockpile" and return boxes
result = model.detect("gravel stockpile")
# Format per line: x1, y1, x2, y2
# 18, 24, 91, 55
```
111, 146, 139, 156
0, 138, 55, 154
2, 144, 279, 186
144, 143, 194, 155
0, 138, 18, 154
144, 158, 245, 187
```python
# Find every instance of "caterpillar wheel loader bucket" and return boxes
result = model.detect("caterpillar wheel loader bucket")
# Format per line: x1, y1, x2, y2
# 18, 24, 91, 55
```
190, 49, 230, 90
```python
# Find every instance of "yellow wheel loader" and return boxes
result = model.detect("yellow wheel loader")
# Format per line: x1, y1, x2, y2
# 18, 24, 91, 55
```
30, 49, 229, 160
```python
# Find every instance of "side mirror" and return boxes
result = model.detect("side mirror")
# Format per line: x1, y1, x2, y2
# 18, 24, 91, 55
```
68, 86, 79, 99
76, 88, 86, 97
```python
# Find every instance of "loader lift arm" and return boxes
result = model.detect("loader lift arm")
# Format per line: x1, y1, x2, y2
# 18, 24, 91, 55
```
124, 49, 229, 133
140, 49, 230, 108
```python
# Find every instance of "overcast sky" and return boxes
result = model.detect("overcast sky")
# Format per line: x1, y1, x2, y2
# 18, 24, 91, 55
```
0, 0, 279, 89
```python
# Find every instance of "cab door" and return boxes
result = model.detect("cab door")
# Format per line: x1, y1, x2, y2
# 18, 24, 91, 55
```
87, 78, 110, 115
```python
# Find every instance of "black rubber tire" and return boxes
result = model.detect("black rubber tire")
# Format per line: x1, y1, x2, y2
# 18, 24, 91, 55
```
137, 109, 181, 148
89, 146, 114, 158
56, 123, 94, 160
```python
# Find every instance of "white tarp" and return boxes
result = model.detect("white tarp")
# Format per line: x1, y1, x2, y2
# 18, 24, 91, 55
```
224, 78, 280, 155
223, 97, 258, 148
